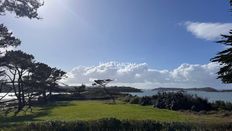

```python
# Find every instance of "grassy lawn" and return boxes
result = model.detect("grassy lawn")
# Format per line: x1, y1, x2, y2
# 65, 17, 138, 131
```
0, 100, 231, 125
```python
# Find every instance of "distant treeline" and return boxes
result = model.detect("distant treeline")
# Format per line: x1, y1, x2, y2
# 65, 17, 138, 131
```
2, 118, 232, 131
43, 86, 140, 101
61, 85, 142, 93
99, 86, 142, 93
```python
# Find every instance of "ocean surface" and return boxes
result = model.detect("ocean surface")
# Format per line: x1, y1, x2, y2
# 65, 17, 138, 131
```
0, 93, 17, 102
0, 92, 70, 102
130, 90, 232, 102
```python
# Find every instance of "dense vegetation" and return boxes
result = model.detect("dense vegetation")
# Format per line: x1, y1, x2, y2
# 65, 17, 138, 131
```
121, 91, 232, 112
2, 118, 232, 131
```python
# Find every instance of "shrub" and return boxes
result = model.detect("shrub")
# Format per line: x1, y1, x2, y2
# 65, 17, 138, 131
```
3, 119, 232, 131
129, 96, 140, 104
212, 100, 232, 111
139, 96, 152, 106
122, 91, 232, 112
153, 91, 211, 111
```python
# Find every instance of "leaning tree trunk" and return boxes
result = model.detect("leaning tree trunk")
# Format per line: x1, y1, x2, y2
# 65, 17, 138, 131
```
103, 86, 115, 104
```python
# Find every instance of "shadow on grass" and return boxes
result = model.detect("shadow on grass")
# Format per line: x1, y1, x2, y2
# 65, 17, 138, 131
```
0, 101, 75, 126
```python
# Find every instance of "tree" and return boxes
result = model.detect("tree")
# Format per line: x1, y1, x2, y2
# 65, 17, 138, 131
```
0, 0, 43, 87
48, 68, 66, 97
30, 62, 52, 102
0, 24, 21, 76
1, 50, 34, 111
210, 1, 232, 84
0, 0, 43, 53
0, 0, 43, 113
211, 32, 232, 84
93, 79, 115, 103
0, 24, 21, 51
0, 0, 43, 19
74, 84, 86, 94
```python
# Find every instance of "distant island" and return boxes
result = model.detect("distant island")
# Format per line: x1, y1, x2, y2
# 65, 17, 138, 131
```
152, 87, 232, 92
59, 85, 142, 93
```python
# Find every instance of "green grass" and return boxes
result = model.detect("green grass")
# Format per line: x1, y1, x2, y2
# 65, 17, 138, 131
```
0, 100, 231, 125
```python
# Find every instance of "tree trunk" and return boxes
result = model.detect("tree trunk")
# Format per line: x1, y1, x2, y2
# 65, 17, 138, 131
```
42, 89, 47, 102
17, 92, 22, 111
18, 72, 26, 108
20, 72, 26, 105
49, 86, 52, 98
103, 86, 115, 104
28, 94, 32, 112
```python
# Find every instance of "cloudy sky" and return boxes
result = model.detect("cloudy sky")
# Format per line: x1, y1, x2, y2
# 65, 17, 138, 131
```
1, 0, 232, 89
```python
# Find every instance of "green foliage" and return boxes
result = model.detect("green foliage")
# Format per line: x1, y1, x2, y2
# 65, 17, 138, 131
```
2, 50, 34, 69
0, 0, 43, 19
211, 32, 232, 84
122, 92, 215, 111
139, 96, 153, 106
212, 100, 232, 111
0, 24, 21, 50
0, 24, 20, 48
154, 92, 212, 111
210, 1, 232, 84
2, 118, 232, 131
93, 79, 115, 103
129, 96, 140, 104
73, 84, 86, 94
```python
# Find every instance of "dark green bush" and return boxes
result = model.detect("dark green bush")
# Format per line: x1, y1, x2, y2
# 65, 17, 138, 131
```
212, 100, 232, 111
153, 91, 212, 111
122, 92, 232, 112
3, 118, 232, 131
120, 95, 140, 104
129, 96, 140, 104
139, 96, 152, 106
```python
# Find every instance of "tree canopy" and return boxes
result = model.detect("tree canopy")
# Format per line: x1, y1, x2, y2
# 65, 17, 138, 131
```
0, 1, 68, 113
0, 24, 21, 51
93, 79, 115, 103
210, 1, 232, 84
0, 0, 43, 53
0, 0, 43, 19
211, 32, 232, 84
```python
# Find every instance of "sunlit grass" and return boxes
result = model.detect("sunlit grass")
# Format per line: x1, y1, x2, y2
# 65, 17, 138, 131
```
0, 100, 231, 125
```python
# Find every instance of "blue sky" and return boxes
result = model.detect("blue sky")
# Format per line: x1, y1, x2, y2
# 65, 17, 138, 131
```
1, 0, 232, 88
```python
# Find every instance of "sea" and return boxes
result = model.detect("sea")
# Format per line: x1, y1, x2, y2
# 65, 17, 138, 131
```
130, 90, 232, 102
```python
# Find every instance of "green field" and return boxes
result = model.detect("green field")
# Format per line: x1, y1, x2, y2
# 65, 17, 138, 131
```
1, 100, 231, 125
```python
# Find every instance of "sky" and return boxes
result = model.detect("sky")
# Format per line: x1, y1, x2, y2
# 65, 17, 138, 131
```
1, 0, 232, 89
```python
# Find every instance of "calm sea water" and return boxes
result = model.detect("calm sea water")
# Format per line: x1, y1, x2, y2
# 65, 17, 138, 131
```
0, 92, 71, 102
130, 90, 232, 102
0, 93, 17, 101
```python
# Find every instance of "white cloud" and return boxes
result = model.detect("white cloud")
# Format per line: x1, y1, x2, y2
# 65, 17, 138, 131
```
62, 61, 231, 89
184, 21, 232, 41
